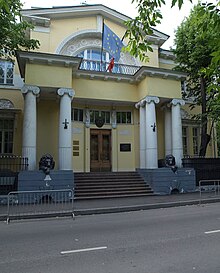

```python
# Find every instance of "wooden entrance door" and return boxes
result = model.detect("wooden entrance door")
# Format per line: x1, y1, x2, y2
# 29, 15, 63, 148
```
90, 129, 111, 172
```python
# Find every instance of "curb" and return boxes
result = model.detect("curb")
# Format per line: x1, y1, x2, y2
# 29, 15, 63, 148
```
1, 197, 220, 221
74, 197, 220, 215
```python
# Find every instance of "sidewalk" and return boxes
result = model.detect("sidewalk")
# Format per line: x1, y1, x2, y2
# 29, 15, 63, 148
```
74, 191, 220, 215
1, 191, 220, 221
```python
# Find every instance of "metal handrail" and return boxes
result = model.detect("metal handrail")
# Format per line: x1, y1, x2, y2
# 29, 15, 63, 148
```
79, 59, 140, 75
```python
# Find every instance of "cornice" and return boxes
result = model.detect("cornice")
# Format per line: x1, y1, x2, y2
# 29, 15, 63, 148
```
21, 5, 130, 26
16, 50, 187, 84
134, 66, 187, 82
21, 4, 169, 45
16, 51, 82, 78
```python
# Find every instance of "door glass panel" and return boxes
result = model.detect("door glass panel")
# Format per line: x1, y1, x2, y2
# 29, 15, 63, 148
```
122, 112, 126, 123
90, 135, 98, 160
0, 119, 14, 154
102, 135, 110, 160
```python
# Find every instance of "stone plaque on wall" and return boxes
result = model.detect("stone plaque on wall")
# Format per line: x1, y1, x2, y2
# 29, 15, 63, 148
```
120, 143, 131, 152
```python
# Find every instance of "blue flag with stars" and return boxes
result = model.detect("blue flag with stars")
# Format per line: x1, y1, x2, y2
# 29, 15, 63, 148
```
102, 24, 123, 62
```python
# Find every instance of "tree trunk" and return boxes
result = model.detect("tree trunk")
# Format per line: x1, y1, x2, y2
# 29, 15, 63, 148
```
199, 76, 210, 156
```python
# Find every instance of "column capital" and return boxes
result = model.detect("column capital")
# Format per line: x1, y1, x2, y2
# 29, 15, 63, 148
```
135, 99, 146, 109
144, 96, 160, 104
21, 85, 40, 96
171, 99, 185, 106
57, 88, 75, 99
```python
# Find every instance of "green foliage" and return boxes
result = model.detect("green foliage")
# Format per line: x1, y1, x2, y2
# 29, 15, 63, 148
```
0, 0, 39, 59
124, 0, 192, 61
173, 3, 219, 155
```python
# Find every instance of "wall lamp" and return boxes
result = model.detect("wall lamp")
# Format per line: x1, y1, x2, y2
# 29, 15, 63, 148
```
62, 119, 69, 129
151, 122, 156, 132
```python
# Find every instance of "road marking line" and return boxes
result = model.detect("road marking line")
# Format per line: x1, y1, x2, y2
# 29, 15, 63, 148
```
60, 246, 107, 255
205, 229, 220, 234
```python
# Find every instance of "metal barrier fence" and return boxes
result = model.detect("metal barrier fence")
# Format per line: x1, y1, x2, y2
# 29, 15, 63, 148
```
199, 180, 220, 205
7, 189, 74, 223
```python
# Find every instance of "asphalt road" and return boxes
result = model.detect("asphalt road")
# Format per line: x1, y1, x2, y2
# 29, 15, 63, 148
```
1, 203, 220, 273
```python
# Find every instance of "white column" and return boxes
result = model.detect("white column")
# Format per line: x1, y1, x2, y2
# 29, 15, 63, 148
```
135, 100, 146, 169
171, 99, 185, 167
164, 105, 172, 156
145, 96, 160, 169
21, 85, 40, 170
57, 88, 75, 170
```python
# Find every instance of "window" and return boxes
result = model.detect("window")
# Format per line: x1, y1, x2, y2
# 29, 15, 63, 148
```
116, 112, 132, 124
78, 49, 121, 73
193, 127, 200, 155
182, 127, 188, 156
0, 119, 14, 154
72, 109, 83, 122
90, 110, 111, 124
0, 60, 14, 85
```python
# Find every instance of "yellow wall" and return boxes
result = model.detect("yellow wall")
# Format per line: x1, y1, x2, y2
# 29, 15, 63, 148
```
140, 45, 159, 68
25, 64, 72, 88
72, 122, 85, 172
73, 79, 138, 102
116, 124, 135, 171
37, 100, 59, 167
31, 17, 97, 54
138, 77, 182, 99
31, 31, 50, 53
0, 89, 24, 109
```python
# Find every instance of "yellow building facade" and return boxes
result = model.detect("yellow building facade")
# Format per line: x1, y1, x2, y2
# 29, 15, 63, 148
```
0, 4, 217, 173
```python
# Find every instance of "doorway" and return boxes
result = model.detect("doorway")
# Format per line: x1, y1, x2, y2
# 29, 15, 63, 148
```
90, 129, 111, 172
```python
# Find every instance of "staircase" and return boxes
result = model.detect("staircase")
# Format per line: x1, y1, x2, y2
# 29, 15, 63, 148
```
74, 172, 153, 200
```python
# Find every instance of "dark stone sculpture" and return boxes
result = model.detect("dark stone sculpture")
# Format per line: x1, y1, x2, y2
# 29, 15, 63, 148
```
165, 154, 177, 173
39, 154, 55, 174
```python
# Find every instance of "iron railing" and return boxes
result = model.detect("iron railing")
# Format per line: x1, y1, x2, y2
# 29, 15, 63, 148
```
79, 59, 140, 75
0, 155, 28, 172
7, 189, 74, 223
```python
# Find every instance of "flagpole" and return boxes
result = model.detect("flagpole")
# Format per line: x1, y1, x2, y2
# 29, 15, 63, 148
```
100, 19, 105, 72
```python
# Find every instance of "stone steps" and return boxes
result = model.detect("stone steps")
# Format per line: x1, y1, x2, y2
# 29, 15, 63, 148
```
74, 172, 153, 200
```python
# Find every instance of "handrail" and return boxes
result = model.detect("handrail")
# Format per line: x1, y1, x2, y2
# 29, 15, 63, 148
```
79, 59, 140, 75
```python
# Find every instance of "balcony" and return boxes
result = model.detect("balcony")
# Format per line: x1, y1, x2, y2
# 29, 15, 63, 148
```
79, 59, 140, 76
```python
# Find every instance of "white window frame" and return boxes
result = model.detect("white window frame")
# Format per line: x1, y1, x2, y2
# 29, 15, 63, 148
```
0, 60, 14, 85
116, 111, 132, 124
192, 127, 200, 156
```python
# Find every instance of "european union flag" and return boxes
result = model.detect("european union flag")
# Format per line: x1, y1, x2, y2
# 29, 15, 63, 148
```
102, 24, 123, 62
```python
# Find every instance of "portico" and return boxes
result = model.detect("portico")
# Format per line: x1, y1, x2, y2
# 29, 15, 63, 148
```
136, 96, 185, 169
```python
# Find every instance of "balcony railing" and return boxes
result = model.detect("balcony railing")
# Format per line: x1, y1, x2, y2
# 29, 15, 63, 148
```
79, 59, 140, 76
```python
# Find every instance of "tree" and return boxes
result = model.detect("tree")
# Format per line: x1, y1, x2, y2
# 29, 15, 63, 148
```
173, 3, 219, 156
124, 0, 194, 61
0, 0, 39, 59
